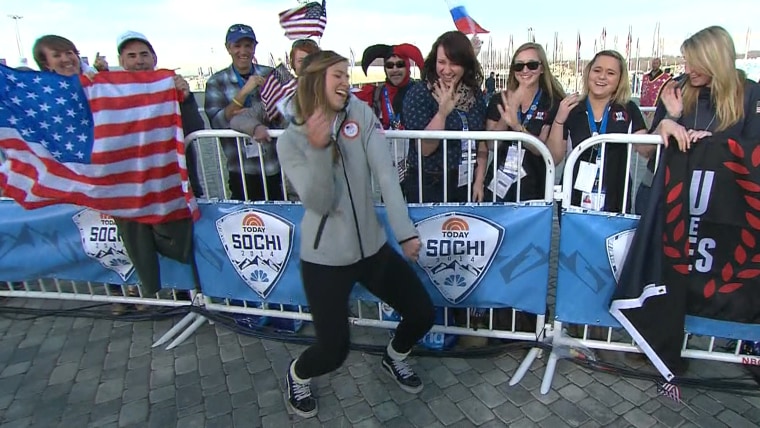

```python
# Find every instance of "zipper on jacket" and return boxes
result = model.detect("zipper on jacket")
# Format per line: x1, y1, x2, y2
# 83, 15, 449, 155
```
313, 215, 329, 250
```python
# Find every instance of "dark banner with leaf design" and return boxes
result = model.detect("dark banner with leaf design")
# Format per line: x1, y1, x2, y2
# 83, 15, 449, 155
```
664, 137, 760, 323
611, 135, 760, 381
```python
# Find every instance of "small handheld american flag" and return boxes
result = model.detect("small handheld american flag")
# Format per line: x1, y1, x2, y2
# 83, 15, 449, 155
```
279, 1, 327, 40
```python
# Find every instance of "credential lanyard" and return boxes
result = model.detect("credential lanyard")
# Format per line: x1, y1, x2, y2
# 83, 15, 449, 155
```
456, 110, 469, 131
585, 98, 610, 137
232, 65, 255, 108
382, 86, 401, 129
586, 99, 611, 163
516, 89, 543, 127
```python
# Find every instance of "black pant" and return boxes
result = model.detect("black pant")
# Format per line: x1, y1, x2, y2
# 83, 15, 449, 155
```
294, 244, 435, 379
228, 171, 284, 201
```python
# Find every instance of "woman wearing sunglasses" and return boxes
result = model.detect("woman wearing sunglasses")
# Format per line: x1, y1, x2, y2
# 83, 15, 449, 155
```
473, 42, 566, 202
276, 51, 434, 419
546, 50, 649, 213
402, 31, 487, 202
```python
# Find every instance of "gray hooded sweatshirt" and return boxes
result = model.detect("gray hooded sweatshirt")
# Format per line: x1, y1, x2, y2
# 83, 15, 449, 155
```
276, 97, 417, 266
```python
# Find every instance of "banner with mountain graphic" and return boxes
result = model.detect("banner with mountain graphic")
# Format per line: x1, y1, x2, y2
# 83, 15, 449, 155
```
194, 202, 553, 311
0, 200, 195, 289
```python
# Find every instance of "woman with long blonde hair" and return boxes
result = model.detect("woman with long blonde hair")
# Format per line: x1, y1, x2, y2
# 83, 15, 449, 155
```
276, 50, 434, 419
546, 50, 649, 212
654, 26, 760, 149
473, 42, 566, 202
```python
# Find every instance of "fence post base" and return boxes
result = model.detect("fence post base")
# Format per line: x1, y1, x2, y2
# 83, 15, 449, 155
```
166, 314, 209, 350
539, 350, 560, 394
509, 347, 541, 386
152, 312, 199, 348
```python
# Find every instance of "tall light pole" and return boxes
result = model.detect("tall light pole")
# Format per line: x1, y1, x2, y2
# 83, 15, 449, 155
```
8, 15, 27, 65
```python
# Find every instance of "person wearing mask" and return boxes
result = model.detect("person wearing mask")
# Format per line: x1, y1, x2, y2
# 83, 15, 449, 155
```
276, 50, 434, 419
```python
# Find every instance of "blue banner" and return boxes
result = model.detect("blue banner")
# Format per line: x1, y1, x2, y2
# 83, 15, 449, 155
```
556, 210, 760, 340
195, 202, 553, 314
0, 200, 195, 289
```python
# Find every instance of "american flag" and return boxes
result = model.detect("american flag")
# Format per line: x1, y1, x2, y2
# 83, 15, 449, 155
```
0, 65, 198, 224
279, 0, 327, 41
656, 382, 682, 403
260, 64, 297, 121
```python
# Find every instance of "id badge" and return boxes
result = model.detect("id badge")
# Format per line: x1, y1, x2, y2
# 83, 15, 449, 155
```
501, 145, 525, 176
458, 139, 477, 187
244, 141, 260, 159
487, 169, 516, 199
574, 161, 598, 193
580, 191, 606, 211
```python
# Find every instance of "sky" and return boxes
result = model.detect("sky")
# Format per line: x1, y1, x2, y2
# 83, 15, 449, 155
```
1, 0, 758, 75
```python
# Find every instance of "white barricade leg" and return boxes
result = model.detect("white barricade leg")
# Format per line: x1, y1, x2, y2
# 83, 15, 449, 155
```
509, 347, 541, 386
540, 349, 561, 395
152, 312, 198, 348
166, 314, 209, 350
539, 321, 565, 394
509, 314, 549, 386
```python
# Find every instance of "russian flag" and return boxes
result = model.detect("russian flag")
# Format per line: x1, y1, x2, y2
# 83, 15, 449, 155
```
445, 1, 488, 34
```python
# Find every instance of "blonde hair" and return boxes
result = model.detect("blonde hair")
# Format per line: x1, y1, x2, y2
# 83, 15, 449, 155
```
507, 43, 566, 106
582, 50, 631, 106
293, 50, 347, 123
681, 26, 744, 131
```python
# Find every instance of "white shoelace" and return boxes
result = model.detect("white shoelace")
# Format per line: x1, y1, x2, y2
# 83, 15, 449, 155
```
391, 360, 414, 379
292, 381, 312, 401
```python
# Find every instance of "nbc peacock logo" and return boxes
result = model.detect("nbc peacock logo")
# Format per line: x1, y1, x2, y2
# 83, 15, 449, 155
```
216, 209, 294, 299
415, 212, 504, 304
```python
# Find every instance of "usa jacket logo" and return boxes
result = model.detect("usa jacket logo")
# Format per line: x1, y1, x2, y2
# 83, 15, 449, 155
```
415, 212, 504, 304
216, 209, 294, 299
342, 121, 359, 139
73, 209, 135, 281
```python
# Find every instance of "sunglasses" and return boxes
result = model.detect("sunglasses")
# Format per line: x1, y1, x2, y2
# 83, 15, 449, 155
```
228, 24, 253, 33
385, 60, 405, 69
512, 61, 541, 72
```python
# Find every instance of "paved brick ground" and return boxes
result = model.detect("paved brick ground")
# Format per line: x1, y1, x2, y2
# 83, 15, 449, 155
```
1, 299, 759, 428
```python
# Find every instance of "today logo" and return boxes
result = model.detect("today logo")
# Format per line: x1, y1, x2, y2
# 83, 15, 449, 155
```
216, 209, 294, 299
415, 213, 504, 304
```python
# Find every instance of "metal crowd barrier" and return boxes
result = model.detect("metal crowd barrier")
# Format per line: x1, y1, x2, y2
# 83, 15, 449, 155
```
181, 129, 557, 356
515, 133, 758, 395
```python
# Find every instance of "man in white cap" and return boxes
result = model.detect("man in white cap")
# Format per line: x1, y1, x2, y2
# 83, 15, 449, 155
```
116, 30, 205, 197
110, 31, 204, 310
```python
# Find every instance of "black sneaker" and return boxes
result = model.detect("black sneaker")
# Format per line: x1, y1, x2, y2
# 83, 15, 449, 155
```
382, 353, 423, 393
286, 362, 317, 418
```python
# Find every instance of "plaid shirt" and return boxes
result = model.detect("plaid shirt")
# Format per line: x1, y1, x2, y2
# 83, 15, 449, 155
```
203, 64, 267, 129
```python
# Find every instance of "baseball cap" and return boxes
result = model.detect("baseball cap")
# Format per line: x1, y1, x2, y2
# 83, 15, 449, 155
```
226, 24, 257, 45
117, 31, 154, 54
